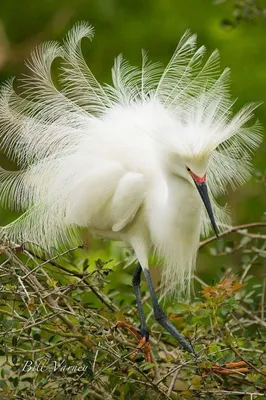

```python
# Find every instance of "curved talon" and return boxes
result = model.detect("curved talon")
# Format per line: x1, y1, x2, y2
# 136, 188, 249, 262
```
114, 320, 154, 376
130, 336, 149, 361
130, 336, 154, 377
144, 341, 152, 364
114, 320, 141, 339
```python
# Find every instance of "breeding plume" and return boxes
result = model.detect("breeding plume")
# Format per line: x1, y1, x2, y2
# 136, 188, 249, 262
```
0, 23, 262, 354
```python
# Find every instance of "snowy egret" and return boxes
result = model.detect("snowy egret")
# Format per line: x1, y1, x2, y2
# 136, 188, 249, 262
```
0, 23, 262, 355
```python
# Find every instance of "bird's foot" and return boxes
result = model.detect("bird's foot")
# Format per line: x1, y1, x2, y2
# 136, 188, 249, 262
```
207, 360, 248, 375
114, 321, 154, 376
129, 335, 151, 361
114, 320, 141, 339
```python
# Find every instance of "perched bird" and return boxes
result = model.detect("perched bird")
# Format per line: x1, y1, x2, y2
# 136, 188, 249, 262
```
0, 22, 262, 355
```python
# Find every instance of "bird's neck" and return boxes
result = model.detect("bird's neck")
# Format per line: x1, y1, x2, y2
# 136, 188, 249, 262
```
147, 163, 202, 239
147, 172, 202, 294
166, 172, 202, 227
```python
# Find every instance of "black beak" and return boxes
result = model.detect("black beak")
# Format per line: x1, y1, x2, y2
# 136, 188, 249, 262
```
194, 181, 219, 238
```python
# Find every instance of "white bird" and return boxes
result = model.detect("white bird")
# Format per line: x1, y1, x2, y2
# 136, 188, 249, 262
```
0, 22, 262, 354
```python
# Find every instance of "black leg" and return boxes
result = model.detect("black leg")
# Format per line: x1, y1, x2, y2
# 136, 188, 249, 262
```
142, 268, 195, 355
132, 264, 149, 340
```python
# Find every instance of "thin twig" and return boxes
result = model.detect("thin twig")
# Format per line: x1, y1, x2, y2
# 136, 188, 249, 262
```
25, 247, 118, 312
261, 277, 266, 321
199, 222, 266, 249
167, 368, 179, 396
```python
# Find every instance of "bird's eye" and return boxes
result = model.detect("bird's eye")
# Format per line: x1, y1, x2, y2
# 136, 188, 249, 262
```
186, 167, 191, 172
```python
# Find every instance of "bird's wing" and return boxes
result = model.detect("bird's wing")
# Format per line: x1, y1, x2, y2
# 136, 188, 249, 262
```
65, 163, 145, 233
111, 172, 145, 232
64, 160, 125, 228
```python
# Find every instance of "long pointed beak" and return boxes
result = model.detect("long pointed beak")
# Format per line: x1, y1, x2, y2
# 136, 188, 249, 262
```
189, 171, 219, 238
195, 181, 219, 238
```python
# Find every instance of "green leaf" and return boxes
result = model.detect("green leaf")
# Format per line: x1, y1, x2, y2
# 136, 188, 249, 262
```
82, 258, 89, 271
0, 380, 7, 388
12, 336, 17, 347
33, 333, 41, 341
171, 302, 190, 313
191, 375, 202, 389
127, 368, 136, 377
11, 355, 17, 365
140, 362, 154, 371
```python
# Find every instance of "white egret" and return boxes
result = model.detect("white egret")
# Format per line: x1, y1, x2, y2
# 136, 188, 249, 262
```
0, 22, 262, 355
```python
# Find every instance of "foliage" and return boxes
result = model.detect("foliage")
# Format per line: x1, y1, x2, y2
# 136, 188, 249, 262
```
0, 220, 266, 399
214, 0, 266, 28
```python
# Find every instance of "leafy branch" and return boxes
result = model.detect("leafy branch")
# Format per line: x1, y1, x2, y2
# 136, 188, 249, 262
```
0, 222, 266, 398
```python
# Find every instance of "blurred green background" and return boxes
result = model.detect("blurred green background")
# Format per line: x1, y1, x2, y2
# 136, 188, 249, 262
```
0, 0, 265, 284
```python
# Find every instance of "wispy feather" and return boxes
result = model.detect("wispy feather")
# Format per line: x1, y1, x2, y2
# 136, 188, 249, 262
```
0, 23, 262, 293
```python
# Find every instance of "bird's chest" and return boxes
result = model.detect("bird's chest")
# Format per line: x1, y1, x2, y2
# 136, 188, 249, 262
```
172, 185, 201, 229
148, 176, 202, 244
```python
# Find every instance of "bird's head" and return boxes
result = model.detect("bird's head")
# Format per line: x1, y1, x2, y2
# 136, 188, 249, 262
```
139, 96, 261, 239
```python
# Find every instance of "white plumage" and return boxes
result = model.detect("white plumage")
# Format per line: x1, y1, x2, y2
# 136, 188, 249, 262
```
0, 22, 262, 294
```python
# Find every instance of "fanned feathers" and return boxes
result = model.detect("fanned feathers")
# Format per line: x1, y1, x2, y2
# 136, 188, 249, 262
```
0, 22, 262, 291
